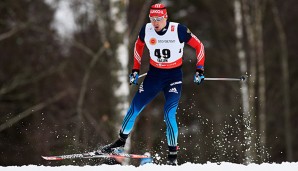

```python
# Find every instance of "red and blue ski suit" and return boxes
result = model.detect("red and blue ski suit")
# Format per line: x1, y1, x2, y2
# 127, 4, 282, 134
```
120, 21, 205, 148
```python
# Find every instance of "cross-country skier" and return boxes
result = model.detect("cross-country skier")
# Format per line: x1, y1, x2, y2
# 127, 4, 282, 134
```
98, 3, 205, 165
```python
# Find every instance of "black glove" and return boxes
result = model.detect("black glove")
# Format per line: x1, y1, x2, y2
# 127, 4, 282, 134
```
129, 69, 139, 85
194, 69, 204, 85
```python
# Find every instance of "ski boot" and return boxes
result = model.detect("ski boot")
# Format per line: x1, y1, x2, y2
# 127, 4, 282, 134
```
166, 146, 178, 166
99, 138, 126, 154
97, 132, 128, 154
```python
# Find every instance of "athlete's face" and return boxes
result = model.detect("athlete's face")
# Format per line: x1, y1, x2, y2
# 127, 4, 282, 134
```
150, 16, 167, 32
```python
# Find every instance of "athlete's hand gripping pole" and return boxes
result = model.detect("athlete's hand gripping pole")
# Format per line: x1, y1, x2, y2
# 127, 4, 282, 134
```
129, 69, 139, 85
194, 69, 205, 85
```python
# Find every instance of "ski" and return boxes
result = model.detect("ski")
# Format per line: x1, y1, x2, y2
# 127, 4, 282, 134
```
42, 152, 150, 161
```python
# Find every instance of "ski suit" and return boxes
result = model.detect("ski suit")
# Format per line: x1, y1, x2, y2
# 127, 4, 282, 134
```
121, 21, 205, 147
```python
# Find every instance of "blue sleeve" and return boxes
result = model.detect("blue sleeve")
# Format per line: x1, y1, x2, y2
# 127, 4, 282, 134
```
178, 24, 192, 43
138, 25, 146, 42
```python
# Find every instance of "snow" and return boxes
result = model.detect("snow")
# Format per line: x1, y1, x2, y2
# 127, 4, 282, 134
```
2, 162, 298, 171
45, 0, 76, 39
45, 0, 95, 39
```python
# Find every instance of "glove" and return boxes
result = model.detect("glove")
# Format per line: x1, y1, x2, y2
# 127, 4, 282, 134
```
129, 69, 139, 85
194, 69, 204, 85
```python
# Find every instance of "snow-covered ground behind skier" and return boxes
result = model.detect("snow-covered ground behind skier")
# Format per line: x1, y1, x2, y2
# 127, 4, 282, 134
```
2, 162, 298, 171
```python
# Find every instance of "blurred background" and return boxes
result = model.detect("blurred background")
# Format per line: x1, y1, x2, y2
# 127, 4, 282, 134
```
1, 0, 298, 166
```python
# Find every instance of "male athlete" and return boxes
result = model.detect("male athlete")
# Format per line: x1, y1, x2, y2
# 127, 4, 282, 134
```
99, 3, 205, 165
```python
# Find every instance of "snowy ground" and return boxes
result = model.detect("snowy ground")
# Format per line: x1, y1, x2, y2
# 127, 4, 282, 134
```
1, 162, 298, 171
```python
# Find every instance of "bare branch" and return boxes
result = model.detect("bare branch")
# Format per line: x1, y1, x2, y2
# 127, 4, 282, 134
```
71, 39, 96, 57
76, 47, 106, 123
0, 24, 27, 41
0, 62, 66, 96
129, 1, 152, 44
0, 89, 73, 132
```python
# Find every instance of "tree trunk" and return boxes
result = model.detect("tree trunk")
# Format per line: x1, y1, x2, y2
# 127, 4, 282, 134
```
270, 0, 293, 161
255, 0, 267, 162
241, 0, 258, 163
234, 0, 251, 164
110, 0, 130, 164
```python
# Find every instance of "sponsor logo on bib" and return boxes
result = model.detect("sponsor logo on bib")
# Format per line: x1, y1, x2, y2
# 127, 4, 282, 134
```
149, 37, 157, 45
149, 38, 157, 45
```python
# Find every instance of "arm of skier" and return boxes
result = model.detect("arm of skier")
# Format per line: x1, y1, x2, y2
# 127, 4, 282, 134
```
187, 34, 205, 85
133, 37, 145, 71
178, 24, 205, 84
187, 34, 205, 71
130, 25, 145, 85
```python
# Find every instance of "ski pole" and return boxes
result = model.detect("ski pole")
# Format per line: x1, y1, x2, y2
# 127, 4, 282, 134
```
139, 73, 148, 78
139, 72, 246, 82
205, 75, 246, 82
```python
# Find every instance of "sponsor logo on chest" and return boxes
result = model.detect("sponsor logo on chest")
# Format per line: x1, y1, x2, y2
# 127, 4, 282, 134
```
158, 39, 175, 43
148, 38, 176, 45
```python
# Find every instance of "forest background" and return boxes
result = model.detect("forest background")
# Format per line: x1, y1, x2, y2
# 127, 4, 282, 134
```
1, 0, 298, 166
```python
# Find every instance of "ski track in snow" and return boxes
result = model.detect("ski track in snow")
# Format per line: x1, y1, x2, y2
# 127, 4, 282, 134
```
1, 162, 298, 171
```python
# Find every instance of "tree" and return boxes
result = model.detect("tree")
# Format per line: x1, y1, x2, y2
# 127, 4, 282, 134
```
234, 0, 252, 164
270, 0, 293, 161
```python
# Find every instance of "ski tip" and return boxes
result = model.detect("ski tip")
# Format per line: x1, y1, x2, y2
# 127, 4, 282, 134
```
41, 156, 63, 161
